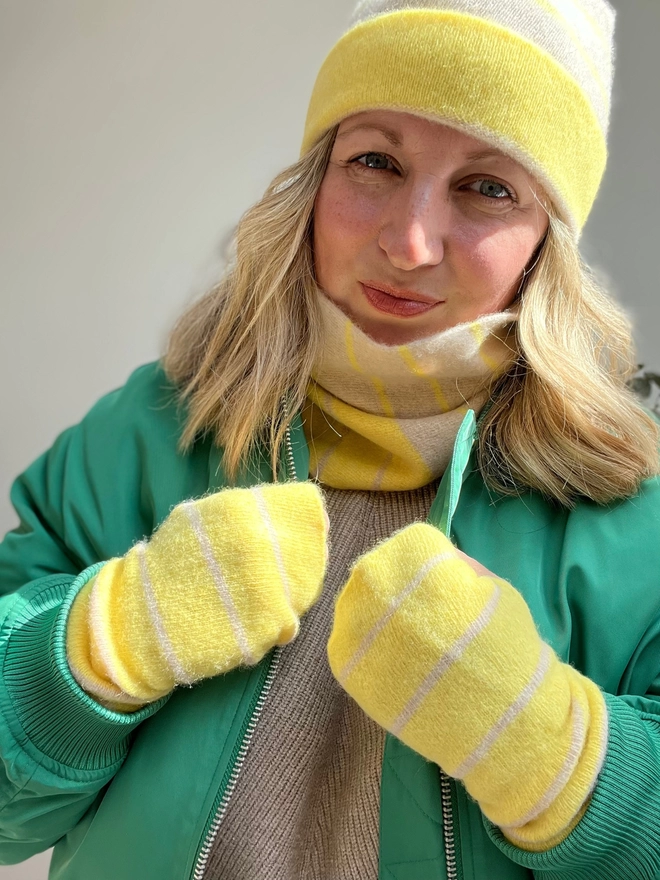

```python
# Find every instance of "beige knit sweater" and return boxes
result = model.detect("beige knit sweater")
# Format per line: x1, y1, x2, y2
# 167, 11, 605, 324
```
204, 481, 439, 879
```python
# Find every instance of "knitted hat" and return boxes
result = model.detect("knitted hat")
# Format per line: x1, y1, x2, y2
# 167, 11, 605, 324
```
301, 0, 616, 234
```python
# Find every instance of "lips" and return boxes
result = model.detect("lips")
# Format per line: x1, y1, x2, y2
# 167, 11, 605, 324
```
359, 282, 441, 318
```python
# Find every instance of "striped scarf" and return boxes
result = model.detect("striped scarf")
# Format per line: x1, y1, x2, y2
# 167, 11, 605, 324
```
304, 293, 517, 491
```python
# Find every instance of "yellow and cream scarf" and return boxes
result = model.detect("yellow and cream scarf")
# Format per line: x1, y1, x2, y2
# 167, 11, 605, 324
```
303, 293, 518, 491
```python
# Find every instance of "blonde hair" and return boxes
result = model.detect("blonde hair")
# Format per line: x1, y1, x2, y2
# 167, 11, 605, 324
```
164, 126, 659, 506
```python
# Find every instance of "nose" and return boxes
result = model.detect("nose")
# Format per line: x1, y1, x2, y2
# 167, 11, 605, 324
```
377, 177, 447, 271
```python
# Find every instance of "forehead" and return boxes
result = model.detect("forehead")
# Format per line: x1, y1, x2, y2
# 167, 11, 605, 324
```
335, 109, 520, 167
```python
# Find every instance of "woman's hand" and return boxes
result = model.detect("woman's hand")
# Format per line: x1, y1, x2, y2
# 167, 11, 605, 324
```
328, 523, 608, 851
67, 482, 329, 709
454, 547, 496, 578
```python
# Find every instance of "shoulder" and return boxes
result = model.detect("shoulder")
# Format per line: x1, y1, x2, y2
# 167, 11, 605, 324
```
567, 473, 660, 551
79, 361, 182, 438
459, 468, 660, 682
556, 477, 660, 688
42, 361, 190, 517
564, 473, 660, 595
520, 478, 660, 692
6, 362, 214, 573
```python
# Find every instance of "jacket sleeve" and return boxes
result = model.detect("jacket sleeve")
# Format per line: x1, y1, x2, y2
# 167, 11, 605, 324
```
484, 690, 660, 879
0, 364, 174, 864
483, 476, 660, 880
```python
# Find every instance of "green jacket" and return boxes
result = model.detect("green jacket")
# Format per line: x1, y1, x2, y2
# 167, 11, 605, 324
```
2, 362, 660, 880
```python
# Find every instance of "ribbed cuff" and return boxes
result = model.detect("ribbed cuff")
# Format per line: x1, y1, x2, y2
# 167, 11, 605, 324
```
0, 567, 168, 782
484, 692, 660, 879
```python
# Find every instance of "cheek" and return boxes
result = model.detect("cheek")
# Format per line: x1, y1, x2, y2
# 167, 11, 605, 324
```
314, 173, 380, 273
453, 224, 541, 297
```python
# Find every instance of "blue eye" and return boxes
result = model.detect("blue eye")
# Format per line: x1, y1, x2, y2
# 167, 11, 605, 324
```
353, 152, 395, 171
468, 179, 514, 200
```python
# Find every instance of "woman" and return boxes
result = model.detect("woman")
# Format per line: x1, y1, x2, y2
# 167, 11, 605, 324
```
2, 1, 660, 878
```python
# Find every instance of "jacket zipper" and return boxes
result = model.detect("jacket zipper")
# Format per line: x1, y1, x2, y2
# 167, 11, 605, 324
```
191, 648, 283, 879
281, 408, 461, 878
436, 415, 469, 880
283, 405, 464, 877
282, 398, 297, 480
191, 421, 297, 879
440, 770, 459, 879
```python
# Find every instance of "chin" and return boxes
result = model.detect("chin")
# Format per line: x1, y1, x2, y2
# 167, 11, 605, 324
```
356, 314, 441, 346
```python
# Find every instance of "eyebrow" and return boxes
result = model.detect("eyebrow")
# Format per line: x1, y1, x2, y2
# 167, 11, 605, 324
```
335, 124, 512, 165
335, 123, 403, 147
464, 148, 511, 163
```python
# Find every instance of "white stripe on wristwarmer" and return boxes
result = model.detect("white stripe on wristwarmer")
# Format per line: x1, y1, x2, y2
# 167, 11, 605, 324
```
72, 671, 148, 707
336, 550, 455, 685
503, 689, 609, 837
182, 502, 257, 666
506, 693, 588, 829
250, 486, 295, 613
390, 579, 502, 736
452, 641, 553, 778
137, 543, 193, 684
87, 555, 188, 694
69, 588, 152, 707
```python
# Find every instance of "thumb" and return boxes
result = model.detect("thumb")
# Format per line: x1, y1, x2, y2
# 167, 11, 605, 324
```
252, 482, 329, 615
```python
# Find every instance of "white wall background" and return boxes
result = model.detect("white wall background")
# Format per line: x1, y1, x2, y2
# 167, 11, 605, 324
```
0, 1, 658, 877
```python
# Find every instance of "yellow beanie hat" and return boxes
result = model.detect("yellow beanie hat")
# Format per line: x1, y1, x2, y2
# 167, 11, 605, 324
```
301, 0, 616, 233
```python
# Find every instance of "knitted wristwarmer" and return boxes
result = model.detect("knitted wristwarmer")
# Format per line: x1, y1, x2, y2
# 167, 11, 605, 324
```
67, 482, 329, 710
328, 523, 608, 851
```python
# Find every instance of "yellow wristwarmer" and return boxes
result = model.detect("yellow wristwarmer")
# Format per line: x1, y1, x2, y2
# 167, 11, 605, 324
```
67, 482, 328, 710
328, 523, 608, 851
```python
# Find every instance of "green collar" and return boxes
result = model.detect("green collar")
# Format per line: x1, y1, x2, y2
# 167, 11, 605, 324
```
208, 407, 477, 538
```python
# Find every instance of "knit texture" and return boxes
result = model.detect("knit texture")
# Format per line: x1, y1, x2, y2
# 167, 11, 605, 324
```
328, 523, 609, 851
66, 483, 328, 708
304, 292, 517, 490
302, 0, 615, 231
204, 483, 438, 880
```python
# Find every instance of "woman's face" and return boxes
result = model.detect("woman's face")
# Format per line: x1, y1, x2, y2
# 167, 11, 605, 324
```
313, 110, 549, 344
